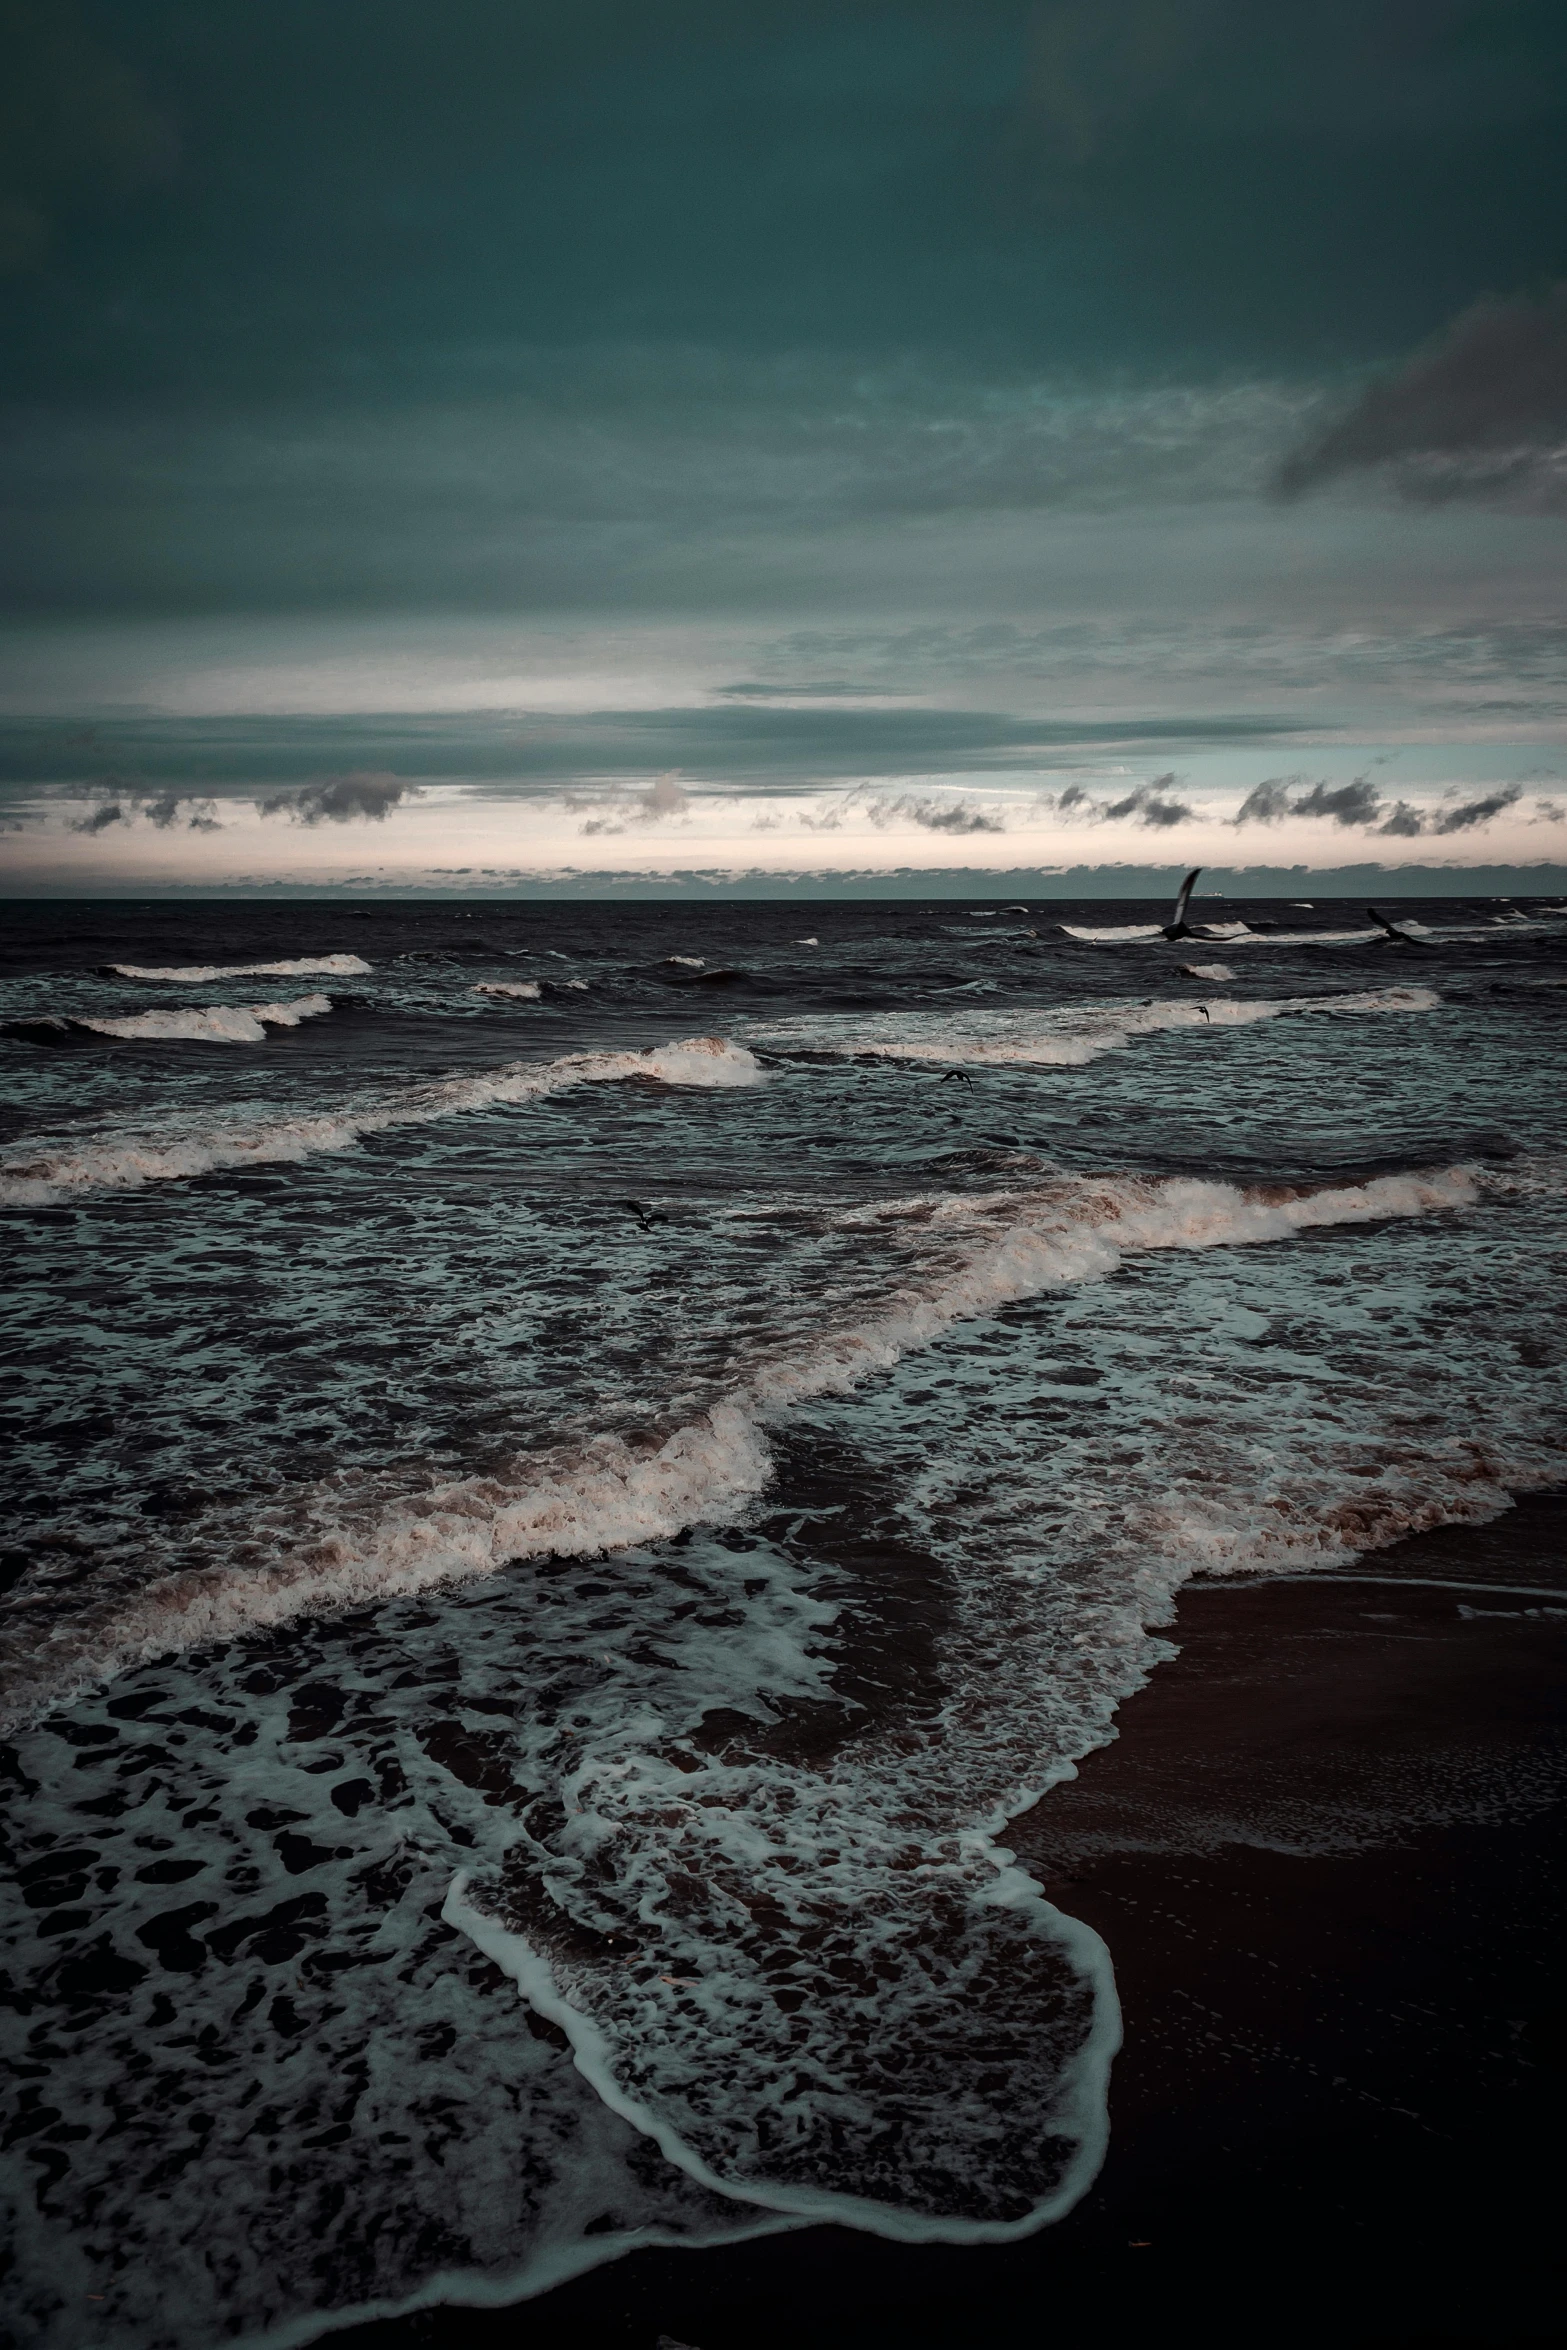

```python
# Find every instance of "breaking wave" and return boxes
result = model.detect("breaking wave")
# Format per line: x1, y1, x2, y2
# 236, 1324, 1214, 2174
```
110, 954, 373, 981
0, 1034, 761, 1205
750, 986, 1439, 1067
1057, 920, 1455, 949
0, 1158, 1483, 1730
1057, 923, 1163, 941
7, 994, 338, 1045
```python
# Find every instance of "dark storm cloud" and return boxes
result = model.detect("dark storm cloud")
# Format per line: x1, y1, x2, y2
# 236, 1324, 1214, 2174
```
1024, 0, 1222, 165
0, 0, 175, 275
913, 805, 1005, 834
1232, 771, 1524, 837
1235, 772, 1383, 827
2, 3, 1566, 617
1097, 774, 1194, 827
0, 373, 1319, 618
1232, 777, 1293, 825
1289, 776, 1385, 827
863, 794, 1006, 834
1432, 785, 1523, 832
259, 772, 415, 825
34, 781, 223, 835
69, 800, 123, 834
1035, 774, 1193, 827
0, 710, 1299, 797
140, 788, 222, 831
1276, 285, 1567, 504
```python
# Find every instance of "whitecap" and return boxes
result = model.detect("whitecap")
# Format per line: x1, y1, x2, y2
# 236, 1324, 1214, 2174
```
0, 1034, 762, 1206
0, 1156, 1482, 1727
749, 986, 1439, 1069
62, 994, 334, 1045
1057, 923, 1164, 942
472, 980, 542, 1000
110, 954, 372, 981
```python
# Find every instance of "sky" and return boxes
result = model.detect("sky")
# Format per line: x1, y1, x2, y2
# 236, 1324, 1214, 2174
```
2, 0, 1566, 896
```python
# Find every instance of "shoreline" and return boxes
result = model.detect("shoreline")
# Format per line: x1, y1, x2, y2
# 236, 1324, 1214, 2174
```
327, 1497, 1567, 2349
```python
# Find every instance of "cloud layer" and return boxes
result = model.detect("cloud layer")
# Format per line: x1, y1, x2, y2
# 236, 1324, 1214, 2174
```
259, 772, 417, 825
1277, 285, 1567, 508
1234, 771, 1535, 838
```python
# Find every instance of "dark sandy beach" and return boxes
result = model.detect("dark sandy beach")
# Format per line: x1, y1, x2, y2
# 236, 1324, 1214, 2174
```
341, 1495, 1567, 2350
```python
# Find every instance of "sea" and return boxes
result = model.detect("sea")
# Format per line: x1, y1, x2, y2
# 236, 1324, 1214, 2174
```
2, 893, 1564, 2349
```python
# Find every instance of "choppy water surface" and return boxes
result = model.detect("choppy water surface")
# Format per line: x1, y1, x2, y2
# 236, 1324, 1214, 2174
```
3, 895, 1565, 2347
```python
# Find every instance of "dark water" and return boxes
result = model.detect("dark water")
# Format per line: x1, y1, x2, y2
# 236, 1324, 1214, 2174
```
2, 895, 1565, 2348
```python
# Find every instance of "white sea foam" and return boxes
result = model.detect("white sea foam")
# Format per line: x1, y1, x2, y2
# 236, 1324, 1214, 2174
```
750, 985, 1438, 1068
425, 1169, 1547, 2249
7, 1145, 1563, 2319
0, 1033, 762, 1206
472, 980, 542, 999
447, 1868, 1120, 2245
61, 994, 335, 1044
1177, 962, 1235, 981
1059, 918, 1469, 950
110, 954, 372, 981
1057, 922, 1164, 941
108, 949, 373, 977
665, 955, 705, 968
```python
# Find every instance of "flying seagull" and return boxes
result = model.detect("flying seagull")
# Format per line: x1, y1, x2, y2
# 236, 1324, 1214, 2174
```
1162, 868, 1201, 941
619, 1199, 668, 1230
1366, 907, 1429, 949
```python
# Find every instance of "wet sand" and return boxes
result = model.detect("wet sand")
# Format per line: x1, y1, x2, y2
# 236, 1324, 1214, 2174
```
339, 1496, 1567, 2350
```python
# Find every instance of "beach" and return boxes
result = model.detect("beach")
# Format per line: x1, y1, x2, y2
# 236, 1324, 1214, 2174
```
340, 1498, 1566, 2350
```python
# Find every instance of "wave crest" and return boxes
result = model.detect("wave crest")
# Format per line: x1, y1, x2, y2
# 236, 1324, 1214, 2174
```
0, 1034, 762, 1205
0, 1159, 1483, 1728
110, 954, 372, 980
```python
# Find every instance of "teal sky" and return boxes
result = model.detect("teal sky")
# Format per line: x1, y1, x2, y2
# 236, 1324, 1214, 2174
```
3, 1, 1565, 892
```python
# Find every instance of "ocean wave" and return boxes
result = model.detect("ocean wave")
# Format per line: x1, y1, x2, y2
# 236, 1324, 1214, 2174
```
0, 1159, 1484, 1730
749, 985, 1439, 1067
1056, 922, 1164, 941
472, 980, 542, 999
0, 1034, 762, 1206
429, 1151, 1564, 2246
109, 954, 373, 981
7, 1147, 1562, 2292
1058, 920, 1451, 950
49, 994, 335, 1045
